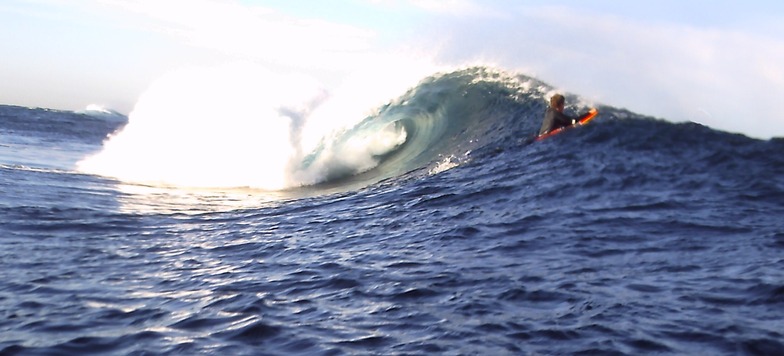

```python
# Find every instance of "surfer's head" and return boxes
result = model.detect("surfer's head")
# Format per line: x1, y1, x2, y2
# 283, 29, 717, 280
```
550, 94, 565, 112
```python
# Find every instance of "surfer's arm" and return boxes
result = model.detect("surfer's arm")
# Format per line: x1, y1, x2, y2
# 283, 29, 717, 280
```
555, 111, 575, 126
569, 109, 595, 125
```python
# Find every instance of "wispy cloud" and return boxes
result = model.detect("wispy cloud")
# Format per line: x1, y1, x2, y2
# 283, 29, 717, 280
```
98, 0, 378, 69
408, 0, 499, 17
366, 0, 502, 17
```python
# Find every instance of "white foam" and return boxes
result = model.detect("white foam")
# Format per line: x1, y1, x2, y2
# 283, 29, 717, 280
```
78, 62, 322, 190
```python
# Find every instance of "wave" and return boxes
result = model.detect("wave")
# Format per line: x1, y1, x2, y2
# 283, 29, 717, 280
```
76, 64, 559, 192
80, 105, 127, 122
76, 63, 779, 196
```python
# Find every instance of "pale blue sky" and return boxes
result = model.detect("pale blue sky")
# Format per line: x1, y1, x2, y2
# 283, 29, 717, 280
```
2, 0, 783, 138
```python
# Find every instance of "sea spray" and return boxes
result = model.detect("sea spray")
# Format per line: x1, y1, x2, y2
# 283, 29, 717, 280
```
78, 62, 323, 189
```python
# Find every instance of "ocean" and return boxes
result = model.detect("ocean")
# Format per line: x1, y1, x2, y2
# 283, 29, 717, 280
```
1, 67, 783, 355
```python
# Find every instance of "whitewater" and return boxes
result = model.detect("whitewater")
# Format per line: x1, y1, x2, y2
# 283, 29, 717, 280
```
1, 66, 783, 355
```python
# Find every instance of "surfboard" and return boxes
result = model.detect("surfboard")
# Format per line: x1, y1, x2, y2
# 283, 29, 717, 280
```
536, 108, 598, 141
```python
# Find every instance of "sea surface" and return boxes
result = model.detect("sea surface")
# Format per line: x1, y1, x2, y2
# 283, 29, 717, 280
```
1, 67, 783, 355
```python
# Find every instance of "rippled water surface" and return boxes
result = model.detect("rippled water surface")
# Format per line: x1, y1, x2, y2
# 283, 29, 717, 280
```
2, 73, 784, 355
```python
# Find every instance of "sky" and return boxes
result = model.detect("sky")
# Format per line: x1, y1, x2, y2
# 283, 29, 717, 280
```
2, 0, 784, 138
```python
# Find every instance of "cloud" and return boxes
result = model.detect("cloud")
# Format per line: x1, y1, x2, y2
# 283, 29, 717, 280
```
365, 0, 502, 17
408, 0, 499, 17
426, 4, 784, 139
98, 0, 378, 70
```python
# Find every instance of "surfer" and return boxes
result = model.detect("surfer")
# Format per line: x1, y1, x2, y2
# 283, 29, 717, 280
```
539, 94, 585, 136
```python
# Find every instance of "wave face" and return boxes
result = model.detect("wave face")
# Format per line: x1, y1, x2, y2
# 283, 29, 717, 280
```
2, 67, 784, 355
291, 67, 554, 191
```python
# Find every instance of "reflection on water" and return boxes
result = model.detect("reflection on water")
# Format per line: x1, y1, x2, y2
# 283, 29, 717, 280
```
113, 183, 289, 215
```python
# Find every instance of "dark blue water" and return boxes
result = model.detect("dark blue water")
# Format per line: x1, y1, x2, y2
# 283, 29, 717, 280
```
2, 68, 784, 355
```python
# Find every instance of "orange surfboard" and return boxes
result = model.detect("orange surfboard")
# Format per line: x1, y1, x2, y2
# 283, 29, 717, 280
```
536, 108, 598, 141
